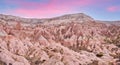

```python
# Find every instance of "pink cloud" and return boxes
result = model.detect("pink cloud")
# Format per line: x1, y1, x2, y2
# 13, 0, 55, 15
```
107, 6, 120, 12
5, 0, 112, 18
7, 0, 97, 18
9, 7, 71, 18
7, 0, 96, 9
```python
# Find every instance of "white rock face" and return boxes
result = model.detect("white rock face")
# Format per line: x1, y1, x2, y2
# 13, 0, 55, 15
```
0, 13, 119, 65
0, 29, 7, 36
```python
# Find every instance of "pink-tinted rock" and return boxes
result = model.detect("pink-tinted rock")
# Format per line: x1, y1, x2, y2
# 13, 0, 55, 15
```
0, 13, 119, 65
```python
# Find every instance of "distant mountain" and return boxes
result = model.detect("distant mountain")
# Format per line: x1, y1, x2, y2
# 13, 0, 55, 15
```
0, 13, 94, 24
0, 13, 119, 25
110, 21, 120, 26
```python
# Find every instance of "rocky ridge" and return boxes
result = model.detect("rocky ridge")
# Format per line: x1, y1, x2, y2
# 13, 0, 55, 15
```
0, 13, 120, 65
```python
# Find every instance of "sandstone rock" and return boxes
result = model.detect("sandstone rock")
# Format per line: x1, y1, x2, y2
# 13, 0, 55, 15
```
0, 13, 119, 65
0, 29, 7, 36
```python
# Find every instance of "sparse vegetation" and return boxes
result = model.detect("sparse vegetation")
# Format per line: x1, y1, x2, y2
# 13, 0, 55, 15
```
96, 52, 104, 57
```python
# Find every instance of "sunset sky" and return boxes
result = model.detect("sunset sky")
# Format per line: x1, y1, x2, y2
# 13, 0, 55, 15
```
0, 0, 120, 21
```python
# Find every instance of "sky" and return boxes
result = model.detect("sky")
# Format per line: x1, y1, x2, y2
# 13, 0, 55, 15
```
0, 0, 120, 21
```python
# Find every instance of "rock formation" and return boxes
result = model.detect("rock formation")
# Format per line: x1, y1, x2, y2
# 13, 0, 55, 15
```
0, 13, 119, 65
